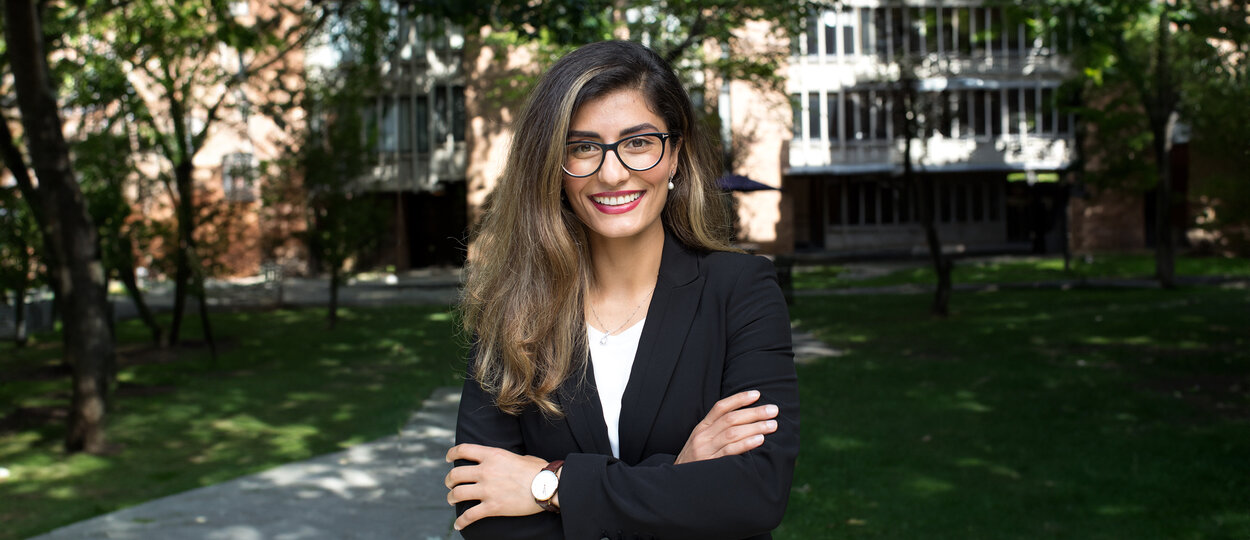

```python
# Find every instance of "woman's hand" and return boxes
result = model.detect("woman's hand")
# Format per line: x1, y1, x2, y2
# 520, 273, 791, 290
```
675, 390, 779, 465
444, 444, 550, 531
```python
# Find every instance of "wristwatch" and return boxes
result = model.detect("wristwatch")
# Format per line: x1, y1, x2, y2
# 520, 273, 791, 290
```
531, 460, 564, 513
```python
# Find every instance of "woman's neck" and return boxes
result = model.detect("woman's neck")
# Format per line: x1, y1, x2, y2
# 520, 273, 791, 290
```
587, 224, 664, 297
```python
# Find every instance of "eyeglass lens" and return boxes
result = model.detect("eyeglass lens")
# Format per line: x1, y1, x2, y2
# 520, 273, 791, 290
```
564, 134, 666, 177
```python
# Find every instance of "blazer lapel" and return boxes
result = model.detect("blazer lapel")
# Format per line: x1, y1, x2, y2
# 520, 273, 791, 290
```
617, 233, 702, 464
557, 358, 614, 455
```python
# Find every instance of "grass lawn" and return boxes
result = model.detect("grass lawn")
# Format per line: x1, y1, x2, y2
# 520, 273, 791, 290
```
794, 253, 1250, 290
776, 285, 1250, 539
4, 278, 1247, 539
0, 306, 466, 540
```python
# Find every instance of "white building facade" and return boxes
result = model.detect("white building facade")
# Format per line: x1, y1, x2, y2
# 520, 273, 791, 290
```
784, 1, 1076, 254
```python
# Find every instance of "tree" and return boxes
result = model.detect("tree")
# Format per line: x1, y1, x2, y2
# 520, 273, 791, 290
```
892, 69, 954, 316
3, 0, 116, 453
65, 0, 328, 345
0, 186, 41, 347
75, 130, 164, 345
1039, 0, 1238, 286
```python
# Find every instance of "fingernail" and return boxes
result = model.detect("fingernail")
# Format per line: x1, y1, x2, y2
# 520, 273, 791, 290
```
748, 390, 760, 399
765, 420, 777, 430
765, 404, 778, 416
751, 434, 765, 444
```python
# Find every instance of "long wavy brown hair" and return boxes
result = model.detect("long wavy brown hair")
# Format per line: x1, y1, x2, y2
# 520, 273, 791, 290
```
460, 40, 736, 416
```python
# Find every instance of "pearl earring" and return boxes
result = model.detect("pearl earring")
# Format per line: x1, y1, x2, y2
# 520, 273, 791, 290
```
668, 180, 675, 190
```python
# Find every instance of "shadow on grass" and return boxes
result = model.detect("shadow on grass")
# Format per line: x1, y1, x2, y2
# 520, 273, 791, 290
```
0, 305, 467, 540
779, 286, 1250, 539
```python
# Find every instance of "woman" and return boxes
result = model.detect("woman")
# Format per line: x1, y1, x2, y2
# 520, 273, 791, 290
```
445, 40, 799, 540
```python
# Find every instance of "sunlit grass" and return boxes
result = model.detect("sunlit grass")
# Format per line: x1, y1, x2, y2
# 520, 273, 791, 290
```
794, 253, 1250, 290
777, 286, 1250, 539
0, 305, 465, 540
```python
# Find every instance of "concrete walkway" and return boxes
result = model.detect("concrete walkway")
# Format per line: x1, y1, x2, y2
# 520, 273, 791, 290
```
31, 388, 463, 540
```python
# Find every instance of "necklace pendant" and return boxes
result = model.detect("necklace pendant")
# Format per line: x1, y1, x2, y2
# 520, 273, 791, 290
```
599, 334, 609, 345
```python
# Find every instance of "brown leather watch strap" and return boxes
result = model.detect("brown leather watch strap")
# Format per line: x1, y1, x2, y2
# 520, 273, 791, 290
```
538, 460, 564, 513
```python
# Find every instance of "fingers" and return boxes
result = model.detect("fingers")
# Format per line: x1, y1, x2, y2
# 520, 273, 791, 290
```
454, 503, 491, 531
717, 433, 767, 457
445, 443, 492, 464
444, 463, 476, 489
721, 403, 779, 428
447, 482, 484, 505
704, 390, 761, 424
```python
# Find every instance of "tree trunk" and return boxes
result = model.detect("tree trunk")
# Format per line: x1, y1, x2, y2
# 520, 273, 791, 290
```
167, 160, 195, 345
12, 283, 28, 348
5, 0, 115, 453
194, 270, 218, 362
1150, 6, 1177, 289
919, 176, 952, 317
899, 80, 951, 317
115, 240, 162, 345
328, 265, 340, 330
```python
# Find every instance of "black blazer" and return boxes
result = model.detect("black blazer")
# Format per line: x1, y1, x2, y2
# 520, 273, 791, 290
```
455, 233, 800, 540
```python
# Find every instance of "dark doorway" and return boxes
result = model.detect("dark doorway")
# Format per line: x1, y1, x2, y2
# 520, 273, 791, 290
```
403, 182, 468, 268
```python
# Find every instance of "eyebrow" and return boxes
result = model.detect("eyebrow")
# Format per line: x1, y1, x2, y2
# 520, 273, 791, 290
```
566, 123, 662, 140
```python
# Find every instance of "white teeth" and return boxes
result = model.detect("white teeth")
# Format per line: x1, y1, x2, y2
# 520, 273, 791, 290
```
593, 192, 641, 206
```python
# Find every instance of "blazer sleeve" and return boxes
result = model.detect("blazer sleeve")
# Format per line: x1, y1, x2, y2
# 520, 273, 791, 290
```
556, 255, 800, 540
453, 353, 564, 540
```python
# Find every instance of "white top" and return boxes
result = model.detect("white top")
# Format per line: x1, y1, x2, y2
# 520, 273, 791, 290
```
587, 318, 645, 459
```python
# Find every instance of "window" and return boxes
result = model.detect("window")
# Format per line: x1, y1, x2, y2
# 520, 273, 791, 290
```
1041, 87, 1055, 134
971, 182, 985, 221
792, 94, 803, 138
222, 152, 256, 202
863, 182, 878, 224
860, 8, 876, 56
416, 95, 430, 152
452, 86, 466, 142
881, 185, 896, 223
940, 183, 953, 223
939, 90, 954, 138
398, 96, 413, 152
890, 7, 906, 58
908, 7, 925, 55
898, 183, 912, 223
956, 90, 971, 138
435, 88, 449, 142
1024, 87, 1038, 134
805, 12, 819, 56
379, 96, 399, 152
940, 8, 955, 54
846, 182, 861, 224
845, 92, 863, 141
873, 91, 889, 140
874, 8, 891, 59
988, 182, 1001, 221
955, 183, 969, 222
808, 92, 821, 139
956, 8, 973, 55
828, 181, 843, 225
971, 90, 986, 137
988, 7, 1005, 56
989, 89, 1003, 137
827, 92, 840, 142
824, 16, 838, 55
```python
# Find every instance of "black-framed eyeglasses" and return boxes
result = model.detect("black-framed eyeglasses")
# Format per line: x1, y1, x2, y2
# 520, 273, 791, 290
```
562, 132, 675, 178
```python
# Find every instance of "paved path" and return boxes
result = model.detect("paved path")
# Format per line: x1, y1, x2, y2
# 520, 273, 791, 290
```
31, 388, 463, 540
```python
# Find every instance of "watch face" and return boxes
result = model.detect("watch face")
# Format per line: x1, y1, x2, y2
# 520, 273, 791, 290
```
531, 470, 559, 500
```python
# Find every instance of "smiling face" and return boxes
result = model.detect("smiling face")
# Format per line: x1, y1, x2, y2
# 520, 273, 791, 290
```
562, 88, 679, 246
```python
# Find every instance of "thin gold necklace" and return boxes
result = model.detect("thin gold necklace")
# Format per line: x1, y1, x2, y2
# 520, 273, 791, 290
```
589, 287, 654, 345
